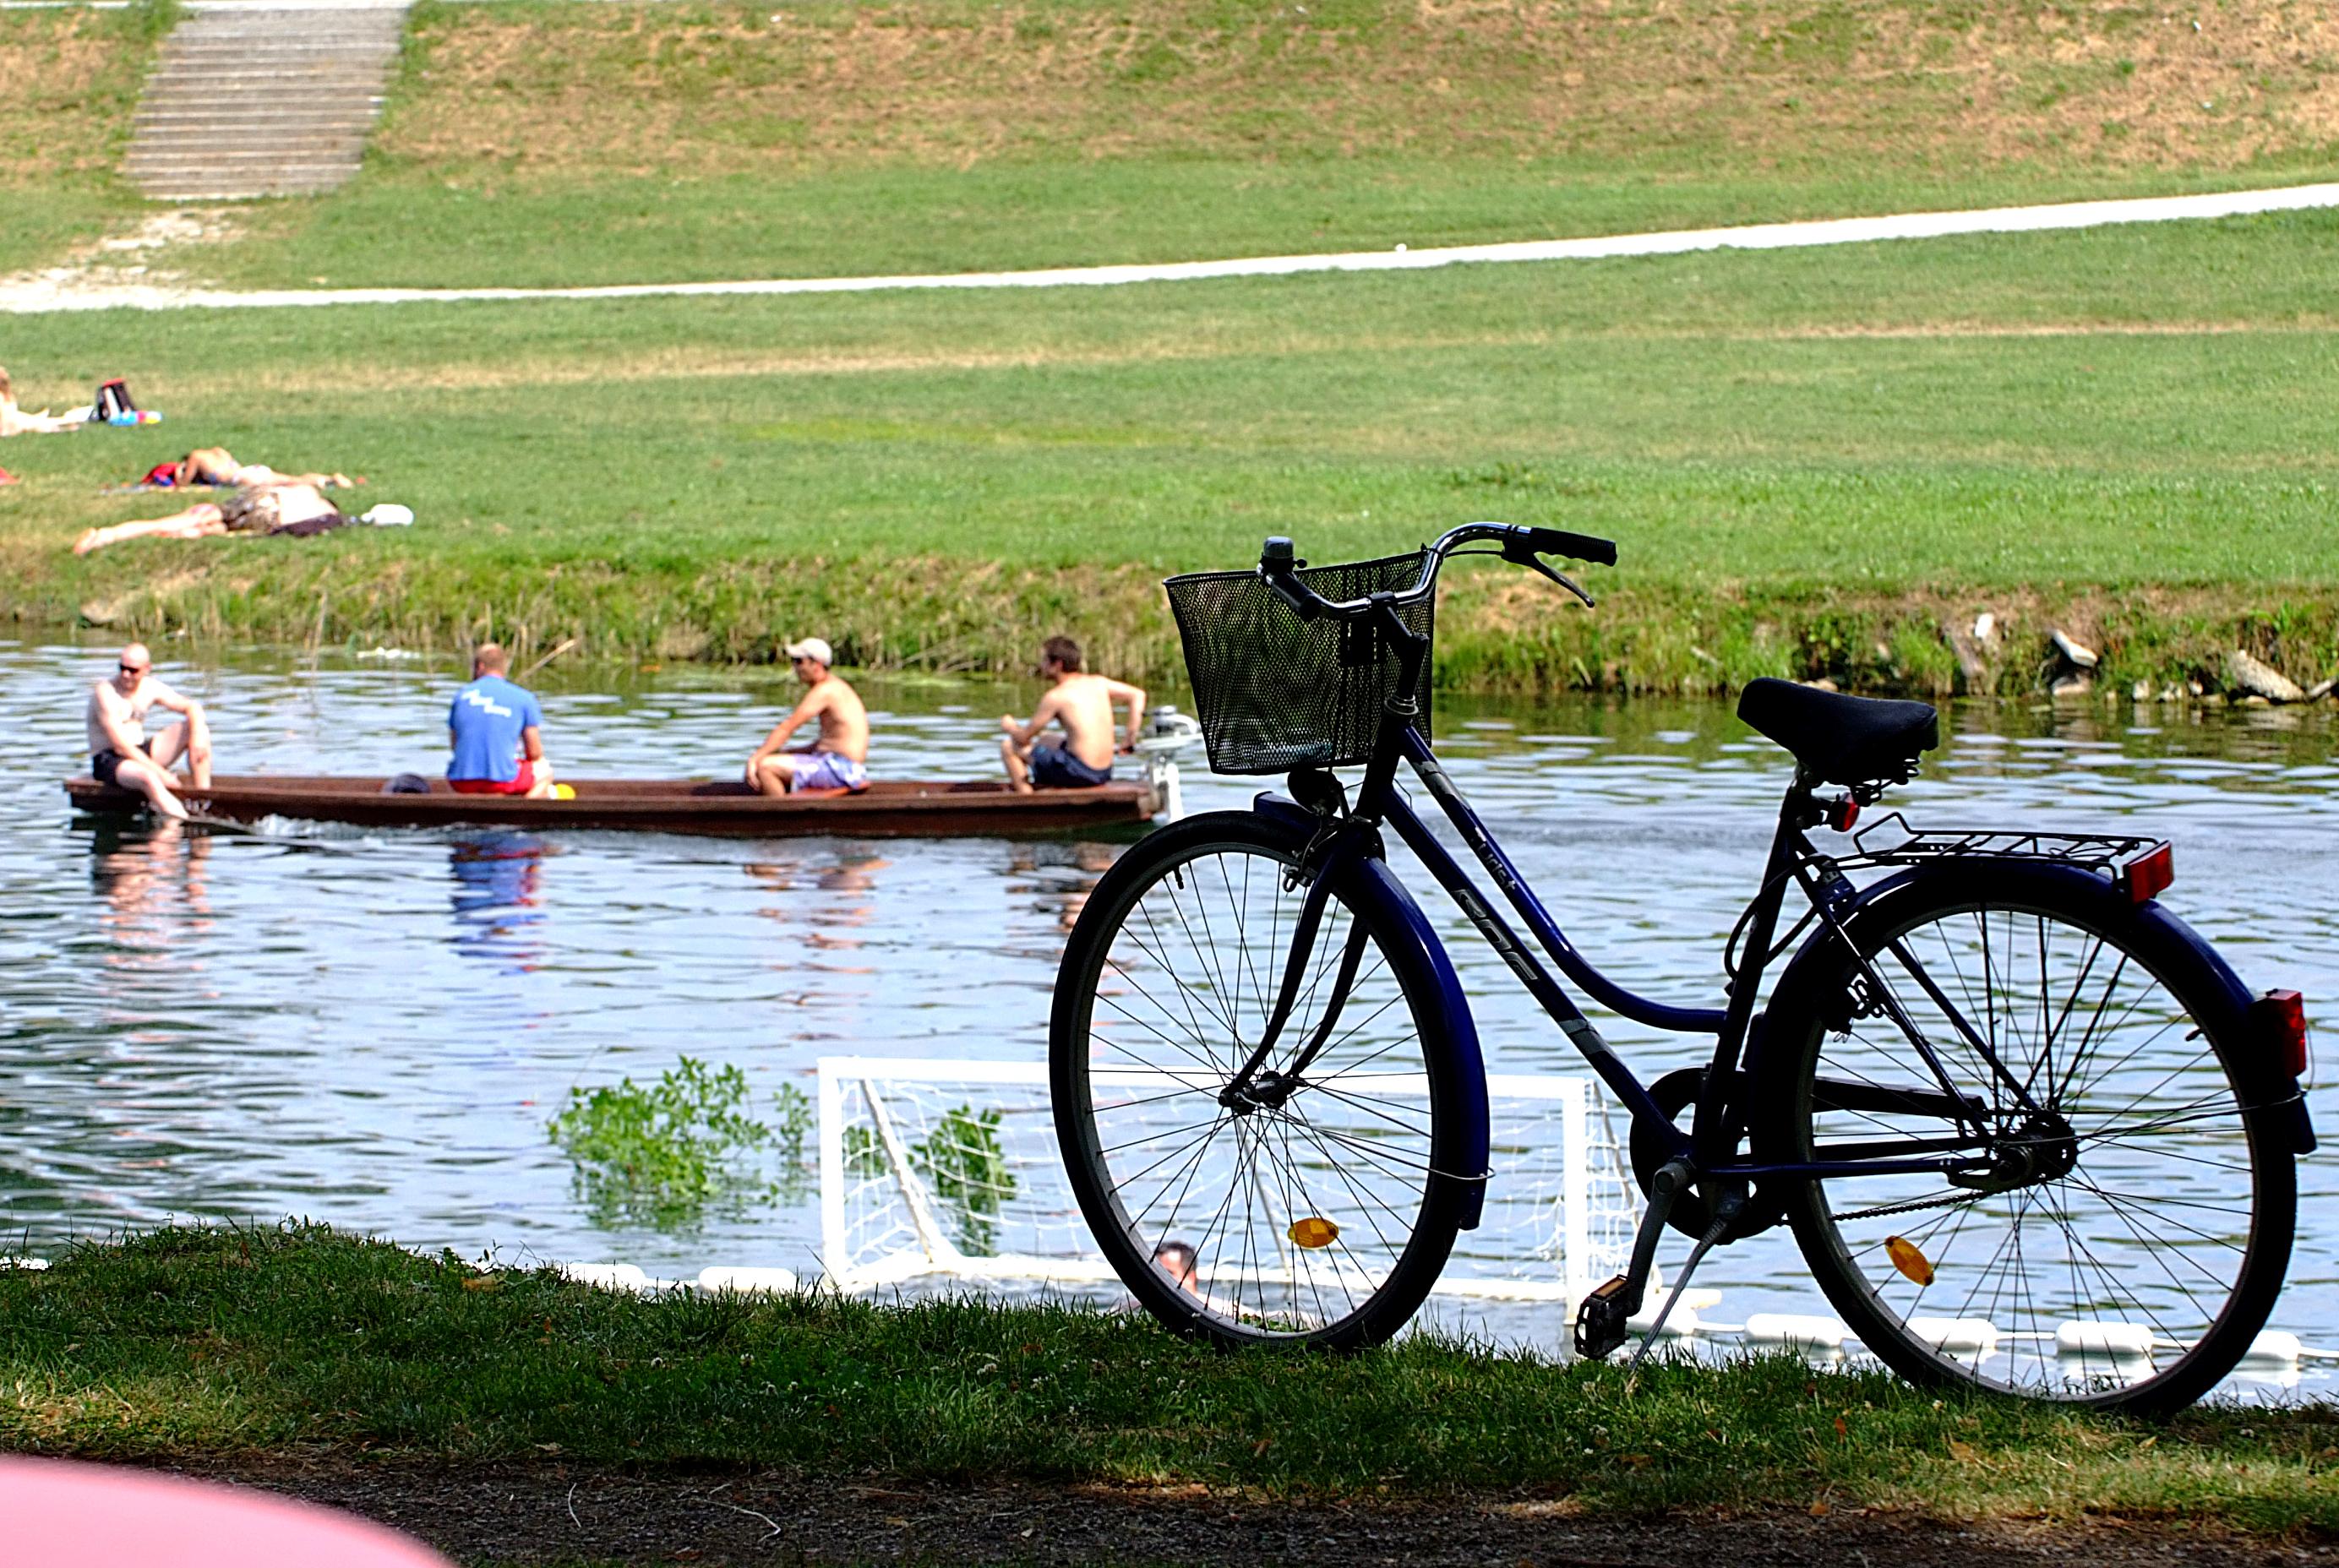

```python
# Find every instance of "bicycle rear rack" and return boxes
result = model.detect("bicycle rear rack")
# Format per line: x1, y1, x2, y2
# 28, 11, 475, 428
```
1835, 812, 2172, 900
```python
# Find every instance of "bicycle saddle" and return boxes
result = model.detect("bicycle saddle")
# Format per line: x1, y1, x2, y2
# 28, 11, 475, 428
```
1737, 678, 1939, 787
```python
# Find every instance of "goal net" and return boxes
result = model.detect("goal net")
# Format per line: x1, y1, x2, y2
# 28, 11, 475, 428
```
816, 1057, 1643, 1320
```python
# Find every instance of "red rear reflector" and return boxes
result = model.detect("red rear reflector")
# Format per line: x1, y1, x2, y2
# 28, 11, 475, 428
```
2254, 989, 2309, 1079
2124, 842, 2174, 904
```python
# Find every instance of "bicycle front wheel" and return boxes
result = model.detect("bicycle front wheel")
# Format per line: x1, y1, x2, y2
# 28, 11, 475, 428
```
1051, 812, 1468, 1349
1764, 862, 2296, 1413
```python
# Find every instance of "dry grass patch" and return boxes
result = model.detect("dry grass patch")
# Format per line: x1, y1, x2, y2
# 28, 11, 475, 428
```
0, 5, 172, 188
379, 0, 2339, 182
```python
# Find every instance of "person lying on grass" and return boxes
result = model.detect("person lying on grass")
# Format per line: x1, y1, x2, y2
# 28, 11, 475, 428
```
0, 365, 83, 437
155, 448, 360, 490
1000, 635, 1144, 793
70, 487, 409, 554
86, 641, 212, 822
746, 637, 870, 796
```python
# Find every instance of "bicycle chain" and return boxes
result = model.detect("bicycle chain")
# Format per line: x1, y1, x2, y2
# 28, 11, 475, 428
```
1832, 1190, 1982, 1223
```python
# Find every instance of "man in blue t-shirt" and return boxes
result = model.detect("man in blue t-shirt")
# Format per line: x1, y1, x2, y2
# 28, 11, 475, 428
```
447, 642, 556, 798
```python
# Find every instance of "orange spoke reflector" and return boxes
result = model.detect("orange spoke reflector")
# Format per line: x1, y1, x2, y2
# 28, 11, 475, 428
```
1289, 1217, 1339, 1250
1886, 1235, 1935, 1287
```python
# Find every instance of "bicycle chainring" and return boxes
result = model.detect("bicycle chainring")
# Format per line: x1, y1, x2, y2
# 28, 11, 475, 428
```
1627, 1066, 1788, 1242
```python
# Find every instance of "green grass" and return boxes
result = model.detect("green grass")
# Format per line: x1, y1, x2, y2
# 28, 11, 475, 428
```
6, 214, 2339, 693
14, 0, 2339, 288
2, 1226, 2333, 1527
0, 2, 177, 273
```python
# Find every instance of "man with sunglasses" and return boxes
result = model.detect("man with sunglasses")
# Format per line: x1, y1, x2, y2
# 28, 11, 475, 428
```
85, 644, 212, 821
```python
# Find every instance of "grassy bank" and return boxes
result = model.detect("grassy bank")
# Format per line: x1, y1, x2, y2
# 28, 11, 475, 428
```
6, 213, 2339, 694
3, 1225, 2334, 1528
0, 3, 176, 275
183, 0, 2339, 289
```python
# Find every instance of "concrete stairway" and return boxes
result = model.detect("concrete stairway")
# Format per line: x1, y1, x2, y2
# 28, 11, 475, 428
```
125, 6, 410, 202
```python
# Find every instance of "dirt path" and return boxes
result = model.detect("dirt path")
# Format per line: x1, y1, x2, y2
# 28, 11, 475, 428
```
5, 182, 2338, 315
144, 1457, 2334, 1565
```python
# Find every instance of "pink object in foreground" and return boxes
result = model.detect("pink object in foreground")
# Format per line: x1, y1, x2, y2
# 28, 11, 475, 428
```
0, 1455, 451, 1565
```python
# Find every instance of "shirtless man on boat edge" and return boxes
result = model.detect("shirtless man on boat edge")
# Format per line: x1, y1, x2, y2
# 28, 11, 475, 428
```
1001, 636, 1145, 793
448, 643, 559, 799
86, 643, 212, 821
747, 637, 870, 796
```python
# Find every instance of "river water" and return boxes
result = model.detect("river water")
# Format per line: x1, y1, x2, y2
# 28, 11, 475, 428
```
4, 639, 2333, 1391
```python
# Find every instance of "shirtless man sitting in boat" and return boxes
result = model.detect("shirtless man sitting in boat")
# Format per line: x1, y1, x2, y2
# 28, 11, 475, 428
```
747, 637, 870, 796
86, 642, 212, 821
1000, 635, 1144, 793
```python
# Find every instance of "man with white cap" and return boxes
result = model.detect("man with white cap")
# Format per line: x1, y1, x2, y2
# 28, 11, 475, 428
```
746, 636, 870, 795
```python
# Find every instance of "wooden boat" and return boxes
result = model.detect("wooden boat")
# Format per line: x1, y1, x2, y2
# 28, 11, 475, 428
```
63, 774, 1161, 839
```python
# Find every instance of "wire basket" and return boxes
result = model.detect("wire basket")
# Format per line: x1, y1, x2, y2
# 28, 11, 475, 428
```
1163, 550, 1434, 776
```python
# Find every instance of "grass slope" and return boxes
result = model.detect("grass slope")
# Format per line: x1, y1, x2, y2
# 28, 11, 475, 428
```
5, 214, 2339, 693
0, 3, 176, 275
2, 1226, 2334, 1528
44, 0, 2339, 290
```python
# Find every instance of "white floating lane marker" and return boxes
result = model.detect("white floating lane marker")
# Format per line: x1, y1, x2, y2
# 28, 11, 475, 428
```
695, 1266, 800, 1295
1907, 1316, 2000, 1354
7, 182, 2339, 314
1743, 1312, 1853, 1351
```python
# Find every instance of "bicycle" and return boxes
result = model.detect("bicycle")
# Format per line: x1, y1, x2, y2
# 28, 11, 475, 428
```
1050, 523, 2319, 1413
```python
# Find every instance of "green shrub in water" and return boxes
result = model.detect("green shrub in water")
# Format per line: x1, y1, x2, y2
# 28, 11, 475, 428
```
548, 1058, 779, 1228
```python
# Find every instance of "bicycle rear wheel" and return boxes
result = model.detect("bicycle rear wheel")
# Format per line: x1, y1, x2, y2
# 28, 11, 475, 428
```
1763, 862, 2296, 1413
1051, 812, 1468, 1349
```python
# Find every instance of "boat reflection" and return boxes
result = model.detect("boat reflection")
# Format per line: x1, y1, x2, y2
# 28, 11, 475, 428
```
745, 852, 890, 960
447, 832, 549, 973
1001, 841, 1119, 937
86, 819, 215, 981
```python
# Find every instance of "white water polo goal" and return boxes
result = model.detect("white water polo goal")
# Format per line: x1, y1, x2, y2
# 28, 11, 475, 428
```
815, 1056, 1646, 1317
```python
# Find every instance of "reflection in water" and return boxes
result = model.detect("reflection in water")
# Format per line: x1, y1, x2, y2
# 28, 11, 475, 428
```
87, 820, 215, 986
1002, 841, 1116, 935
448, 833, 548, 972
746, 853, 890, 969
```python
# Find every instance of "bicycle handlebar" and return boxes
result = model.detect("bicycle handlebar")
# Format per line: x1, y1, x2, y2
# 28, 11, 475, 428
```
1258, 521, 1616, 621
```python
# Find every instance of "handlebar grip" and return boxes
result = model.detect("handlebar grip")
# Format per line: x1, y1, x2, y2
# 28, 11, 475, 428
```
1520, 526, 1617, 567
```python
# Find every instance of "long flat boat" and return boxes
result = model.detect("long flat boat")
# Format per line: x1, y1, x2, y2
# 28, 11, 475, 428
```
63, 774, 1160, 838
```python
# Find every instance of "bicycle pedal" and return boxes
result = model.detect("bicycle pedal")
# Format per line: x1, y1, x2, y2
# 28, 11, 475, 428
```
1573, 1274, 1633, 1361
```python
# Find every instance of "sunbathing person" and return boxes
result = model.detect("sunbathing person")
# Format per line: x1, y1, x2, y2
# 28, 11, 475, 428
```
1001, 635, 1144, 792
746, 637, 870, 795
0, 365, 83, 438
74, 482, 349, 554
166, 448, 357, 489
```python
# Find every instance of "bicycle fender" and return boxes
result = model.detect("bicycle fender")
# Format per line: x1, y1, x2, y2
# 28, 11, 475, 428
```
1351, 853, 1492, 1228
1248, 794, 1494, 1228
1758, 860, 2314, 1156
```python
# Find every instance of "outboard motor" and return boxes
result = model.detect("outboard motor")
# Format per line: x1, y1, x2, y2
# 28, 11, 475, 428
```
1131, 705, 1205, 820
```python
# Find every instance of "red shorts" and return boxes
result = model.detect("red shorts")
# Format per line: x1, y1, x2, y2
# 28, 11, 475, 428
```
450, 760, 536, 796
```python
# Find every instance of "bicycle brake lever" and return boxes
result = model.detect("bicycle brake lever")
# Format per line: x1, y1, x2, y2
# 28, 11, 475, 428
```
1528, 555, 1595, 608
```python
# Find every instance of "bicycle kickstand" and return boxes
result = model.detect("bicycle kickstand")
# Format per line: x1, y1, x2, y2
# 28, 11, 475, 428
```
1573, 1158, 1743, 1375
1623, 1196, 1742, 1392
